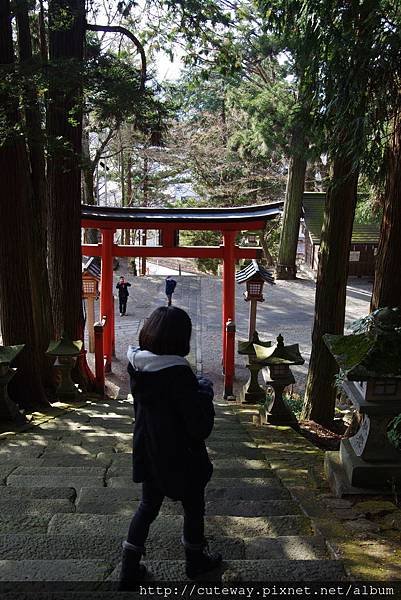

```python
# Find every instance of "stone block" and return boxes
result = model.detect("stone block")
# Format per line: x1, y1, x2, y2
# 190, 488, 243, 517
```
108, 558, 345, 582
0, 513, 54, 534
10, 466, 106, 477
0, 487, 76, 500
205, 499, 301, 517
0, 499, 75, 515
245, 535, 329, 560
206, 486, 290, 501
7, 476, 105, 489
0, 559, 112, 581
48, 513, 312, 538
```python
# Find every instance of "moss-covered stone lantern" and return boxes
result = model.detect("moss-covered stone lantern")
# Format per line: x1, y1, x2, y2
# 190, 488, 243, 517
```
254, 334, 304, 425
238, 331, 272, 403
0, 345, 26, 422
324, 307, 401, 495
46, 333, 83, 400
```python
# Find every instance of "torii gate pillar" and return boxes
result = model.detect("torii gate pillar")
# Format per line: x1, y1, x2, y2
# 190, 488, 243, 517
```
100, 228, 114, 372
222, 230, 237, 394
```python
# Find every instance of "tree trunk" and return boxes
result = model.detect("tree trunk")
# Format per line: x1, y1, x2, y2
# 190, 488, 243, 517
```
276, 130, 307, 280
82, 117, 98, 243
0, 0, 49, 411
141, 154, 149, 275
47, 0, 94, 389
15, 0, 54, 387
371, 110, 401, 310
302, 159, 358, 425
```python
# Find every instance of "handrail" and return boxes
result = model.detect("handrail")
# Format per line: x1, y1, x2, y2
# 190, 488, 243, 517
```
94, 316, 107, 394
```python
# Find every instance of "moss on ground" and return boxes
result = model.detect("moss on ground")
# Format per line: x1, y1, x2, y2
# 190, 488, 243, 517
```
232, 401, 401, 581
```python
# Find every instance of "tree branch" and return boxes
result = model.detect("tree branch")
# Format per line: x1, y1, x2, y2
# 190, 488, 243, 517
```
86, 23, 146, 91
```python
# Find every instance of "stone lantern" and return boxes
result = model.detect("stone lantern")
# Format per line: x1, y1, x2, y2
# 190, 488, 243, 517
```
46, 333, 83, 400
324, 307, 401, 495
238, 331, 272, 403
82, 257, 100, 353
236, 260, 274, 340
0, 345, 26, 422
254, 334, 304, 425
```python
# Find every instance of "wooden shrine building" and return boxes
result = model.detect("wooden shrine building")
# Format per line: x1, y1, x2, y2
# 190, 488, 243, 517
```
303, 192, 379, 277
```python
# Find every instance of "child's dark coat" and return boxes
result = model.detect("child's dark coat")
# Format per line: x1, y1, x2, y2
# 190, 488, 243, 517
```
128, 363, 214, 500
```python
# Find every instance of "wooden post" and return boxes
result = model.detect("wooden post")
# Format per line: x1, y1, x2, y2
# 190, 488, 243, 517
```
94, 316, 106, 394
224, 319, 236, 399
87, 297, 95, 352
100, 228, 114, 372
111, 294, 116, 357
248, 299, 258, 341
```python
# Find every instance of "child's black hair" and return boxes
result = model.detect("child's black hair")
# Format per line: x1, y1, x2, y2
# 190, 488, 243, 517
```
139, 306, 192, 357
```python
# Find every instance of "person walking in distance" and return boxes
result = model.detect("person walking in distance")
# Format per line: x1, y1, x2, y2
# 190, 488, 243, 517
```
116, 276, 131, 316
119, 307, 222, 590
165, 275, 177, 306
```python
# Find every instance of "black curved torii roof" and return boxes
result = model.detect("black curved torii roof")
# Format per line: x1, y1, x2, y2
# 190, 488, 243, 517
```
81, 201, 283, 230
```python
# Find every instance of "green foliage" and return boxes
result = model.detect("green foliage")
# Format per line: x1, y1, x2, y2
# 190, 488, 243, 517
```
388, 414, 401, 450
260, 388, 303, 418
180, 229, 221, 274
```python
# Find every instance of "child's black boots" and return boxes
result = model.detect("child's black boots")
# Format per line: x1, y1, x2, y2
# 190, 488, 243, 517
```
118, 541, 147, 591
183, 539, 223, 579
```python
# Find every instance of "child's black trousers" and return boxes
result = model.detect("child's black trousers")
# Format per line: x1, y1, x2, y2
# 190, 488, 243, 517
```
127, 479, 206, 548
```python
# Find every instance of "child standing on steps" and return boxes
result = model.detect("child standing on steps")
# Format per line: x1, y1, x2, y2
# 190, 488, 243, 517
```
119, 306, 222, 590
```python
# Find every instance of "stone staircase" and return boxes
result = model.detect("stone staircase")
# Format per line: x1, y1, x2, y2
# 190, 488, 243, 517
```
0, 398, 346, 593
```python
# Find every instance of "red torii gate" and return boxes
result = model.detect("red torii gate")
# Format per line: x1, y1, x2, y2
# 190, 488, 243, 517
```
81, 202, 282, 397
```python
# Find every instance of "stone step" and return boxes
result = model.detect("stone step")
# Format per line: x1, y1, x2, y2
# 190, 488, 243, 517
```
106, 477, 287, 491
77, 485, 290, 508
0, 487, 76, 500
1, 456, 112, 468
76, 492, 300, 516
0, 558, 345, 583
109, 559, 346, 582
206, 446, 263, 459
0, 499, 75, 515
106, 458, 274, 480
0, 513, 58, 534
0, 533, 329, 561
6, 476, 105, 489
0, 559, 111, 581
48, 514, 313, 538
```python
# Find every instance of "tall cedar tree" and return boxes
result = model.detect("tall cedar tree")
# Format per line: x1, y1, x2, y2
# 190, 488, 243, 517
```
47, 0, 93, 387
302, 160, 359, 423
0, 0, 49, 410
302, 0, 377, 424
276, 125, 307, 279
371, 110, 401, 310
15, 0, 54, 386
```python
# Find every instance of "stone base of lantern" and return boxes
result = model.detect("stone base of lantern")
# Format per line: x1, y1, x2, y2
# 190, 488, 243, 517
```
325, 439, 401, 497
240, 363, 266, 404
240, 384, 265, 404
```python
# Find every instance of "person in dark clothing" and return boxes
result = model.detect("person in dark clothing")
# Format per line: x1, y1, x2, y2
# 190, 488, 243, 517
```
119, 306, 222, 590
165, 275, 177, 306
116, 276, 131, 316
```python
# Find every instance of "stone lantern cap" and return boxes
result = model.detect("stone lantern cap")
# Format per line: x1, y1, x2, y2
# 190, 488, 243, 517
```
235, 260, 275, 286
238, 331, 272, 356
323, 307, 401, 381
82, 256, 101, 280
0, 344, 25, 365
253, 334, 305, 365
46, 333, 83, 357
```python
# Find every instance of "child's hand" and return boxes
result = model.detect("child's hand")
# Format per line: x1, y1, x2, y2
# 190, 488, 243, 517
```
197, 376, 214, 389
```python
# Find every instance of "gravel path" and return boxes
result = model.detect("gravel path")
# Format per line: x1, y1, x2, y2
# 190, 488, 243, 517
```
88, 270, 372, 400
